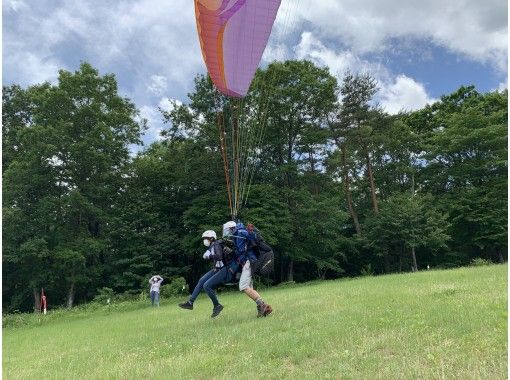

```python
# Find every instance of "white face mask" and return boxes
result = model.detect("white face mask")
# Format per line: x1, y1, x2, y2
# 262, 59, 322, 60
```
203, 239, 211, 247
223, 227, 235, 237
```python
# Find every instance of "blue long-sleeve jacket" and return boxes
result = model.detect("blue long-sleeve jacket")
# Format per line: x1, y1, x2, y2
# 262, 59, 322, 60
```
232, 223, 257, 265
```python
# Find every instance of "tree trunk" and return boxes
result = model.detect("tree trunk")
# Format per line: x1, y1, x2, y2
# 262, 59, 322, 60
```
497, 250, 505, 263
366, 151, 379, 214
308, 149, 319, 195
279, 255, 285, 283
67, 282, 75, 309
339, 143, 361, 234
33, 288, 41, 313
286, 141, 293, 189
411, 246, 418, 272
383, 248, 390, 273
287, 259, 294, 282
399, 244, 404, 272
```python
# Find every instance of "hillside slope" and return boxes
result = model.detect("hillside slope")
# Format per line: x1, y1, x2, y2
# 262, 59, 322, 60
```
3, 265, 507, 379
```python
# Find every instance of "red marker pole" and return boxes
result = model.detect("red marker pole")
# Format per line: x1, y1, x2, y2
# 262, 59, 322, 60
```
40, 288, 47, 315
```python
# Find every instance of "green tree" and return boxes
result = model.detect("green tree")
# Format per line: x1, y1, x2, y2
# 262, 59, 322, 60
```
256, 60, 338, 280
2, 85, 33, 172
3, 63, 144, 311
411, 87, 507, 263
364, 193, 450, 272
335, 72, 383, 215
331, 72, 395, 272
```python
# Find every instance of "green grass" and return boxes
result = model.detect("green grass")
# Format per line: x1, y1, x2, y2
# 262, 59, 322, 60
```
3, 265, 507, 379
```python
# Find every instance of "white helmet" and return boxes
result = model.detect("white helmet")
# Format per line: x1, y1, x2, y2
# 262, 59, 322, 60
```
202, 230, 217, 240
224, 221, 236, 229
202, 230, 216, 247
222, 221, 237, 237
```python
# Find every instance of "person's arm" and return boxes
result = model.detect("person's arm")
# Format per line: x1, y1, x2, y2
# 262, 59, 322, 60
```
203, 248, 213, 260
211, 242, 224, 262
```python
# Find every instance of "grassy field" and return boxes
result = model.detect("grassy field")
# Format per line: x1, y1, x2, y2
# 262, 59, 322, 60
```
3, 264, 508, 379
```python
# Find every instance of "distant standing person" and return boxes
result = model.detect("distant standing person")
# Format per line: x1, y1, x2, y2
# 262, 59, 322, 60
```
149, 275, 163, 307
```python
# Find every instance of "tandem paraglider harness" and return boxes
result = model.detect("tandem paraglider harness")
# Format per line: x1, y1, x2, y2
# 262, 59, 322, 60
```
247, 230, 274, 276
227, 225, 275, 277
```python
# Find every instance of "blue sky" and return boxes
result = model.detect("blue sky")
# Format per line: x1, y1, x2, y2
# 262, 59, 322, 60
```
3, 0, 508, 148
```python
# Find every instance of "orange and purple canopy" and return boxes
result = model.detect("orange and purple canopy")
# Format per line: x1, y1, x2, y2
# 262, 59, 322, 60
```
194, 0, 281, 98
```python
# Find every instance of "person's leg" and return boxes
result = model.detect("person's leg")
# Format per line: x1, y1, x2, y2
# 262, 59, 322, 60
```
244, 287, 262, 301
203, 267, 229, 317
239, 262, 255, 297
150, 291, 155, 306
239, 261, 272, 317
155, 292, 160, 307
189, 269, 216, 303
203, 270, 225, 307
249, 286, 272, 317
179, 269, 216, 310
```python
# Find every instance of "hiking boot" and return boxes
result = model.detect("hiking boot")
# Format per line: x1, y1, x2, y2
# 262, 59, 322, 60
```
257, 303, 273, 317
262, 303, 273, 317
211, 304, 224, 318
178, 301, 193, 310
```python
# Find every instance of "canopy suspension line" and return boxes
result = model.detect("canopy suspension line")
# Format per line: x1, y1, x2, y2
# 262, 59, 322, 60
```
217, 112, 233, 219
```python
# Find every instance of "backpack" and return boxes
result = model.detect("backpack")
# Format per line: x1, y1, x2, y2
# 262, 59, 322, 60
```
248, 230, 274, 276
221, 244, 235, 264
211, 240, 234, 265
252, 249, 274, 276
247, 230, 271, 257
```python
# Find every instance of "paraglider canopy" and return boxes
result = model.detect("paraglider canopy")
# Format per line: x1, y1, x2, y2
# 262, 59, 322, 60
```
194, 0, 281, 97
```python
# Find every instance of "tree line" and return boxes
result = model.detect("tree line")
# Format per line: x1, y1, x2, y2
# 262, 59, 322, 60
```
3, 62, 507, 312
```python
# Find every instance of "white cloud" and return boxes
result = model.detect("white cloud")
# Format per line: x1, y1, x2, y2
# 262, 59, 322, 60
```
3, 0, 204, 94
497, 79, 508, 92
138, 105, 164, 143
294, 32, 436, 115
295, 32, 382, 78
3, 0, 27, 12
377, 75, 437, 114
3, 49, 62, 86
158, 97, 182, 113
285, 0, 507, 72
262, 43, 288, 63
147, 75, 168, 96
137, 98, 185, 144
